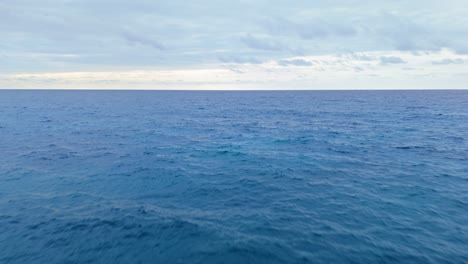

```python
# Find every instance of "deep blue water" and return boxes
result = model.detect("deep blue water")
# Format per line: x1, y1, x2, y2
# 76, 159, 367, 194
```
0, 90, 467, 263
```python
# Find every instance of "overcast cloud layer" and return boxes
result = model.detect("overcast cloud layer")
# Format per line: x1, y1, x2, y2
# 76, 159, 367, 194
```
1, 0, 467, 89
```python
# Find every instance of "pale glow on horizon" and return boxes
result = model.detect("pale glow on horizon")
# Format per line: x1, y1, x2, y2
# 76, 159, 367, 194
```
2, 50, 467, 90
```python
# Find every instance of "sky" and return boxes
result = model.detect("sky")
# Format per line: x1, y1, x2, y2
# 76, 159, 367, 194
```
1, 0, 468, 89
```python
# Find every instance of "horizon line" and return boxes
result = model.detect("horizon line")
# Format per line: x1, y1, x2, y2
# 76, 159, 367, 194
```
1, 88, 467, 91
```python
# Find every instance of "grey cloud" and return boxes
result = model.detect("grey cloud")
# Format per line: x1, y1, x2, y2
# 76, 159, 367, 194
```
432, 58, 465, 65
240, 34, 285, 51
297, 22, 356, 40
278, 59, 313, 66
351, 54, 377, 61
261, 9, 461, 54
218, 55, 262, 64
380, 56, 406, 64
222, 65, 245, 74
454, 46, 468, 55
122, 32, 165, 50
262, 17, 357, 40
371, 12, 451, 52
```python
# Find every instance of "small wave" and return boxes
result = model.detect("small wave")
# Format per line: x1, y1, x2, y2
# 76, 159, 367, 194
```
395, 146, 423, 150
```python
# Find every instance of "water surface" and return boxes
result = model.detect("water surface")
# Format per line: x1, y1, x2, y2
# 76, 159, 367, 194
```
0, 90, 467, 263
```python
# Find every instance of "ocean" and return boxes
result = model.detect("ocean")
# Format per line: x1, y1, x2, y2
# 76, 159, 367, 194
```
0, 90, 467, 263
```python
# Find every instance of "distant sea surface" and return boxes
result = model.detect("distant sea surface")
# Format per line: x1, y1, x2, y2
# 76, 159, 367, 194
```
0, 90, 467, 263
